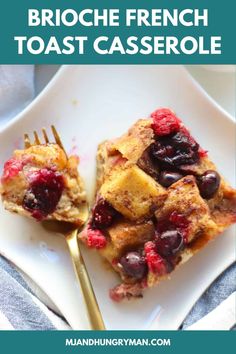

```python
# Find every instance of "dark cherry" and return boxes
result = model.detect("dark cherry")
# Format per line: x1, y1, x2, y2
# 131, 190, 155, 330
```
120, 251, 148, 279
155, 230, 184, 257
197, 170, 220, 199
171, 131, 197, 150
23, 169, 64, 220
151, 131, 199, 167
159, 171, 183, 187
137, 148, 159, 180
92, 198, 119, 229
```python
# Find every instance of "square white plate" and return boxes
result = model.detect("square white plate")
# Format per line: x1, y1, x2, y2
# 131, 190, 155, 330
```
0, 65, 235, 329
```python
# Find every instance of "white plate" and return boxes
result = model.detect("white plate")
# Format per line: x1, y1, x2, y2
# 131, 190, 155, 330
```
0, 65, 235, 330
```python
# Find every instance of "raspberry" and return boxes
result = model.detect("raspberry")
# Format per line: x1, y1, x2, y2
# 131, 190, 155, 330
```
151, 108, 181, 136
1, 157, 25, 182
169, 211, 189, 229
109, 287, 124, 302
199, 147, 208, 158
169, 211, 189, 243
144, 241, 168, 275
87, 228, 107, 249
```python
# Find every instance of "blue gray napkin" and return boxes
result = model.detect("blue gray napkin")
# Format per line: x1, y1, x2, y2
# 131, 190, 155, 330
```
0, 255, 69, 330
181, 262, 236, 329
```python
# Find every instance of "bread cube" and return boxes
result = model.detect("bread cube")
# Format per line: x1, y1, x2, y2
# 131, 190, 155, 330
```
100, 165, 167, 220
155, 175, 217, 243
111, 119, 154, 163
108, 220, 155, 254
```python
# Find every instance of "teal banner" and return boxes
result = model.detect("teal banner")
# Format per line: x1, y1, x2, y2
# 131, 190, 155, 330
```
0, 331, 235, 354
0, 0, 235, 64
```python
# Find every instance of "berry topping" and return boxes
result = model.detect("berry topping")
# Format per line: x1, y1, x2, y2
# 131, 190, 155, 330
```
144, 241, 171, 275
155, 230, 184, 257
151, 108, 181, 136
1, 157, 26, 182
22, 168, 64, 220
159, 171, 183, 187
157, 211, 190, 243
151, 130, 200, 167
120, 251, 148, 279
109, 282, 145, 302
87, 227, 107, 249
197, 170, 221, 199
169, 211, 189, 229
91, 198, 119, 229
198, 147, 208, 158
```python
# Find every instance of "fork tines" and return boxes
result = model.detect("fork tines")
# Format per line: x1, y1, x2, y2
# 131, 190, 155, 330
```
23, 126, 66, 155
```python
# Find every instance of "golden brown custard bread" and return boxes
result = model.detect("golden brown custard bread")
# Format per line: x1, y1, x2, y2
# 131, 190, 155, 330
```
0, 143, 87, 225
79, 108, 236, 301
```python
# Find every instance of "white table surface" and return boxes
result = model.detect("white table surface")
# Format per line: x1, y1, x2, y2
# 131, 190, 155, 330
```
35, 65, 235, 117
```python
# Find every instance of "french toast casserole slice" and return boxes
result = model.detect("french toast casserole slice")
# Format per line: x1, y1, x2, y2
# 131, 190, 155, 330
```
0, 143, 87, 225
84, 108, 235, 300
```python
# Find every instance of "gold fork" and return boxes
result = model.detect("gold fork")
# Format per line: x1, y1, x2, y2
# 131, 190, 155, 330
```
24, 126, 105, 330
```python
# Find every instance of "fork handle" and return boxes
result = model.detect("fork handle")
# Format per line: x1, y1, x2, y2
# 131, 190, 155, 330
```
66, 229, 106, 330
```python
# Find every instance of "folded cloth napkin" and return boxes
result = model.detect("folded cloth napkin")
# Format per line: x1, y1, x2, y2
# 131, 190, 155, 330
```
0, 65, 235, 330
181, 262, 236, 329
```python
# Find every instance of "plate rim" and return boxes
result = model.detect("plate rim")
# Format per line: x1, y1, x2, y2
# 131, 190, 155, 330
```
0, 65, 234, 139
